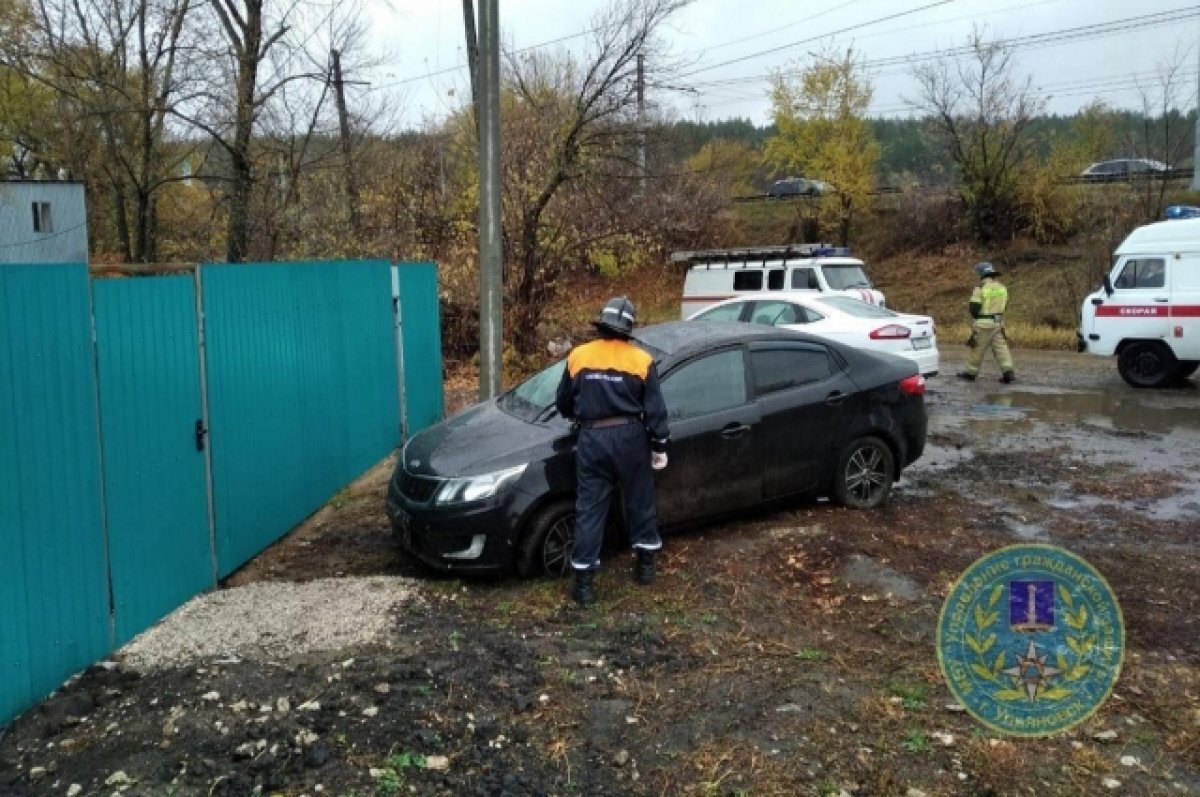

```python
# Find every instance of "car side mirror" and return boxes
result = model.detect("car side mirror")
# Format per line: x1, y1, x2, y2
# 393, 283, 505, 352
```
1102, 275, 1114, 296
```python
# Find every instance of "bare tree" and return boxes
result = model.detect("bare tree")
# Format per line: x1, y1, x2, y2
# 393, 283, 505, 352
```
1129, 47, 1193, 222
10, 0, 198, 261
499, 0, 690, 354
186, 0, 378, 262
911, 30, 1045, 244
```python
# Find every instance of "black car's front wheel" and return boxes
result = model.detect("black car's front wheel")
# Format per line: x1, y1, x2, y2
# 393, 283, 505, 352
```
833, 436, 895, 510
516, 501, 575, 578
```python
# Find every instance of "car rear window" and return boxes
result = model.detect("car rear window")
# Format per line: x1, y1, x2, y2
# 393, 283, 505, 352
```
816, 296, 899, 318
751, 346, 832, 395
748, 301, 800, 326
661, 349, 746, 420
695, 302, 745, 322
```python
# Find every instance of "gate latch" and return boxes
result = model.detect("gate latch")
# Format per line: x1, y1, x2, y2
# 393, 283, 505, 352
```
195, 419, 208, 452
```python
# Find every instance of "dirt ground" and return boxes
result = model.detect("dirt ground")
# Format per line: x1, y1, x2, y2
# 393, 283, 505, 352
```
2, 346, 1199, 797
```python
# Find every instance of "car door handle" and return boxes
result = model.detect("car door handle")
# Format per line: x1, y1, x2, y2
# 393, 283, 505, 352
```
826, 391, 845, 406
721, 422, 751, 438
1154, 297, 1169, 302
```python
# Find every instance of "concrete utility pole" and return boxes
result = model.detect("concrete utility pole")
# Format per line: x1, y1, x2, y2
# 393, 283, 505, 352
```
462, 0, 480, 137
478, 0, 503, 399
636, 52, 646, 195
331, 49, 361, 237
1193, 21, 1200, 191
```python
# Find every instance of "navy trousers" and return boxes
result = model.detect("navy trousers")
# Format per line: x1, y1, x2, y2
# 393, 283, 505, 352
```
571, 423, 661, 571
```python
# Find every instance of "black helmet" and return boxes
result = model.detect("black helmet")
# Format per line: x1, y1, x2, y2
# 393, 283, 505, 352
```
975, 261, 999, 278
593, 296, 636, 337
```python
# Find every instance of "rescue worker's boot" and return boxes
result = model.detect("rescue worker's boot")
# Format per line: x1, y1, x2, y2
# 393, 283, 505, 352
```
956, 372, 976, 381
999, 371, 1016, 384
634, 549, 657, 585
571, 569, 596, 607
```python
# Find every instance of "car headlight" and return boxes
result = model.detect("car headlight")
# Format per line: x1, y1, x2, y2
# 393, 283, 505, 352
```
433, 464, 528, 506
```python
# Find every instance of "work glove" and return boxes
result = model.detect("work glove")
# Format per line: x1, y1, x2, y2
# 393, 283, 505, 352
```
966, 331, 978, 348
651, 452, 668, 471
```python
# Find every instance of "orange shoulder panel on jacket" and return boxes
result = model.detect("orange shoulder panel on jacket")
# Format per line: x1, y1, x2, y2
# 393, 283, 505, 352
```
567, 339, 651, 379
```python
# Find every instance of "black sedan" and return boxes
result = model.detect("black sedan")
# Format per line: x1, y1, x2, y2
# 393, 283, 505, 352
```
387, 321, 927, 577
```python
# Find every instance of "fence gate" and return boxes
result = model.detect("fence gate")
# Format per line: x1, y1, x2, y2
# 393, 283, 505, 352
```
92, 275, 215, 644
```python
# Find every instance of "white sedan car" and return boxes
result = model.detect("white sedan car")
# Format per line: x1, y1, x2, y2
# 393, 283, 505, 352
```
689, 293, 939, 376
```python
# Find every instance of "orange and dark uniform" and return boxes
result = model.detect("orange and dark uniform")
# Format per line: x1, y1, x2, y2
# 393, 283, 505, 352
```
555, 335, 669, 572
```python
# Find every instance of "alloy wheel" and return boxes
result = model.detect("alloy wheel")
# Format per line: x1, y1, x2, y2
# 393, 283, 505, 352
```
845, 445, 888, 504
541, 515, 575, 577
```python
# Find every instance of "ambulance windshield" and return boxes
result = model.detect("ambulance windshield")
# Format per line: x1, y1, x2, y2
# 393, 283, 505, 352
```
823, 264, 872, 290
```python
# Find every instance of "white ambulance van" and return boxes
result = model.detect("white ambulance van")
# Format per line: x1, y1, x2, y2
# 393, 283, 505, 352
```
1078, 216, 1200, 387
674, 244, 886, 319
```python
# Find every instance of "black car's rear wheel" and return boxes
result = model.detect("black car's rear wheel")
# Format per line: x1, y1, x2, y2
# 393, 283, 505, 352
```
516, 501, 575, 578
833, 436, 895, 510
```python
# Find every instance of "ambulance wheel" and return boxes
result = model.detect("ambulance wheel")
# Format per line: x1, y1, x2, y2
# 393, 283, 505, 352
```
833, 436, 895, 510
1117, 342, 1179, 388
1178, 361, 1199, 380
516, 501, 575, 579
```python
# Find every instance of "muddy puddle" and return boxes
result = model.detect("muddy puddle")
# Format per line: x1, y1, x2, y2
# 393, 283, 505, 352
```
927, 382, 1200, 524
972, 386, 1200, 435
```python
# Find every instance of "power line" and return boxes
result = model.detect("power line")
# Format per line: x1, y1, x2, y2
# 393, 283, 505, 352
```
369, 24, 605, 92
677, 0, 958, 79
685, 6, 1200, 91
676, 0, 859, 58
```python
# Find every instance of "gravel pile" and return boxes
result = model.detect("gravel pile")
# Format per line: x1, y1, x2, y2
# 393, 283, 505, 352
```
118, 576, 422, 672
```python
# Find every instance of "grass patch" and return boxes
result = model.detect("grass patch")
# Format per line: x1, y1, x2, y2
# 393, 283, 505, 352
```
795, 647, 828, 662
889, 681, 928, 710
939, 321, 1078, 350
902, 729, 932, 753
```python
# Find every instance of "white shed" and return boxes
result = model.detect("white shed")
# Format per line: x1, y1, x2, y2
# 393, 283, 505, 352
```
0, 181, 89, 264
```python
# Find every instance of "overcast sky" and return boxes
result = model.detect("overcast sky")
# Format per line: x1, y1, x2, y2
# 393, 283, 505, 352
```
361, 0, 1200, 127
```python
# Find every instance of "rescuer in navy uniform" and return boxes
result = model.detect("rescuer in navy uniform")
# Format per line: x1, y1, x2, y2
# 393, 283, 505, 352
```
556, 297, 670, 607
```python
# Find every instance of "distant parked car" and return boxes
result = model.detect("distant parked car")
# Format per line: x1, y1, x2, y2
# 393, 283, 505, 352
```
768, 176, 828, 198
1080, 158, 1171, 182
689, 293, 939, 376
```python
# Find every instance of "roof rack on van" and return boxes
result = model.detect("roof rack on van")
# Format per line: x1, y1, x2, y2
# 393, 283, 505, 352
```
669, 244, 851, 265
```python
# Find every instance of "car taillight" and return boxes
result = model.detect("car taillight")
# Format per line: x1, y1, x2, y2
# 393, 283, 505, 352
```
870, 324, 912, 340
899, 375, 926, 396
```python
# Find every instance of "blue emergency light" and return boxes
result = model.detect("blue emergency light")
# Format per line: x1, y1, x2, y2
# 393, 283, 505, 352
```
811, 246, 852, 256
1164, 205, 1200, 220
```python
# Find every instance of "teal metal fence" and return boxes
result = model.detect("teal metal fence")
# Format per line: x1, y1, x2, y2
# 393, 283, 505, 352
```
1, 258, 442, 727
395, 261, 444, 436
202, 260, 402, 576
0, 264, 111, 724
93, 275, 215, 644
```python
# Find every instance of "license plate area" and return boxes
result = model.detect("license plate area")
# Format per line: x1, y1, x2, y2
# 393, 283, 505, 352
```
912, 337, 932, 350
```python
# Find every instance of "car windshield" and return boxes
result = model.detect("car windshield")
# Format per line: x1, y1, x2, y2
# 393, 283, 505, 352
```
816, 295, 899, 319
497, 360, 566, 421
822, 264, 872, 290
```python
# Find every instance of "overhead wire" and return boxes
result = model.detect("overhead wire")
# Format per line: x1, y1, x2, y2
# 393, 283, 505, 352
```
684, 6, 1200, 90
